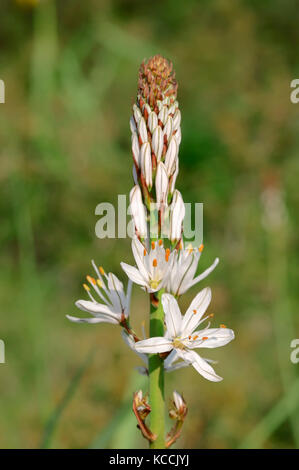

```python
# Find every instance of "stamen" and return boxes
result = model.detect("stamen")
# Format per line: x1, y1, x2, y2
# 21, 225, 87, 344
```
143, 248, 147, 256
97, 279, 104, 288
188, 335, 191, 340
153, 259, 158, 267
198, 244, 204, 252
151, 241, 155, 250
158, 239, 163, 246
165, 248, 170, 262
83, 283, 90, 292
99, 266, 105, 275
202, 336, 208, 340
87, 275, 96, 285
193, 309, 197, 314
193, 335, 199, 340
220, 324, 226, 328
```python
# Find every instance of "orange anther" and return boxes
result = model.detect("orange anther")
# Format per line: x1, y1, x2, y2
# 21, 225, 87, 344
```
165, 248, 170, 262
202, 336, 208, 341
220, 324, 226, 328
151, 241, 155, 250
209, 313, 214, 318
159, 239, 163, 246
193, 309, 197, 314
199, 244, 204, 252
153, 259, 158, 267
193, 335, 199, 340
99, 266, 105, 275
143, 249, 147, 256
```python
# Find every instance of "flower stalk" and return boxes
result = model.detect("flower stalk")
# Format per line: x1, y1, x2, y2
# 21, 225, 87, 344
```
148, 289, 165, 448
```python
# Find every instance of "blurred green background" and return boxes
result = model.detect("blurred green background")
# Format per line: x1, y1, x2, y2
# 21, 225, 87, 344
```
1, 0, 299, 449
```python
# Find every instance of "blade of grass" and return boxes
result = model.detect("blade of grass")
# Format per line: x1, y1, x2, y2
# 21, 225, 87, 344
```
40, 346, 95, 449
239, 376, 299, 448
89, 371, 147, 449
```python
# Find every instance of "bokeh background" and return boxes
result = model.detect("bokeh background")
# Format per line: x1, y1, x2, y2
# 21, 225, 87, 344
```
1, 0, 299, 449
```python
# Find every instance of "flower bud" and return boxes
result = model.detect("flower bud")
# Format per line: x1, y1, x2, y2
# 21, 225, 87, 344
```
130, 185, 148, 238
140, 142, 152, 189
169, 190, 185, 242
155, 162, 168, 209
152, 126, 163, 161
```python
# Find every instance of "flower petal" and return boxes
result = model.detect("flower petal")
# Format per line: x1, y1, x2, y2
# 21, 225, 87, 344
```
178, 349, 222, 382
66, 314, 118, 325
189, 258, 219, 289
161, 293, 182, 338
120, 262, 148, 288
182, 287, 211, 335
75, 300, 119, 318
135, 337, 173, 354
191, 328, 235, 349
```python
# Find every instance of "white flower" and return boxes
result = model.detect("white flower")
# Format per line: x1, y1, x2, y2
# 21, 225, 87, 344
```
67, 261, 132, 325
130, 185, 148, 239
167, 244, 219, 296
135, 289, 235, 382
122, 331, 189, 375
121, 238, 174, 293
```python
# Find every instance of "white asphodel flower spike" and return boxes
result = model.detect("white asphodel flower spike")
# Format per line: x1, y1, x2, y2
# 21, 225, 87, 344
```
67, 261, 132, 325
135, 288, 235, 382
121, 238, 174, 293
167, 243, 219, 296
130, 185, 148, 239
122, 331, 190, 375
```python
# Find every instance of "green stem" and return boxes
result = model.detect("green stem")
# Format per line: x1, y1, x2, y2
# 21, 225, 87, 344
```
148, 289, 165, 449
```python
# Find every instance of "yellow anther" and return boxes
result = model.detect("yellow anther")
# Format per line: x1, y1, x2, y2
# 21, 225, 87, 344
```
209, 313, 214, 318
97, 279, 104, 288
83, 283, 90, 291
99, 266, 105, 275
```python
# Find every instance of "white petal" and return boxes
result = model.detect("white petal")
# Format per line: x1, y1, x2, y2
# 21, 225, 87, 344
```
138, 117, 148, 143
169, 190, 185, 242
189, 258, 219, 288
131, 132, 140, 167
140, 142, 152, 188
148, 111, 158, 133
152, 126, 163, 160
191, 328, 235, 349
158, 105, 168, 125
66, 314, 118, 325
182, 287, 212, 335
130, 186, 147, 238
178, 349, 222, 382
165, 136, 178, 176
75, 300, 118, 318
164, 116, 173, 142
120, 262, 148, 288
133, 104, 142, 124
161, 293, 182, 338
135, 337, 173, 354
173, 109, 181, 130
155, 162, 168, 208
